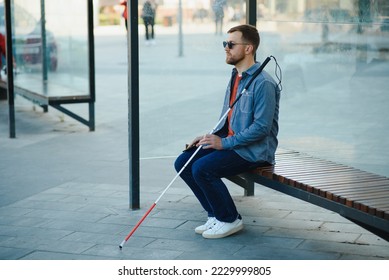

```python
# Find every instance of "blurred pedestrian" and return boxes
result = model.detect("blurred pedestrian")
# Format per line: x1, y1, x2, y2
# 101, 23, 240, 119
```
141, 0, 157, 45
212, 0, 227, 35
120, 0, 128, 31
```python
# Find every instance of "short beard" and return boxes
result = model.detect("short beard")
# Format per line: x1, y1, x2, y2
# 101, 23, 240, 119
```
226, 53, 244, 66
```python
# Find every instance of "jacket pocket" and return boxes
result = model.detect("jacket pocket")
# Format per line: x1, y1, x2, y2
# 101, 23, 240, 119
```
238, 91, 253, 113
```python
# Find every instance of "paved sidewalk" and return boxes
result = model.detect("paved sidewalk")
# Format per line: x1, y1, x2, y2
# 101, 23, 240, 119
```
1, 25, 388, 260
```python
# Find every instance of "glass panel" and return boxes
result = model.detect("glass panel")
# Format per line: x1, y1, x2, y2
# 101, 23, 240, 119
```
6, 0, 90, 98
257, 0, 389, 176
139, 0, 248, 159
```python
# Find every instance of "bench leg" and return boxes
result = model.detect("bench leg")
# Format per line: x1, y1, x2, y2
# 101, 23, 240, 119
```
226, 175, 255, 196
243, 180, 255, 196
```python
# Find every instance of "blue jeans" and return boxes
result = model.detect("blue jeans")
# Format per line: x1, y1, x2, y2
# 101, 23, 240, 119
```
174, 147, 270, 223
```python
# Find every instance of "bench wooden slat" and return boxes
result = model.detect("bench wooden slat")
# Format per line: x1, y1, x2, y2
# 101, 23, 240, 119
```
334, 187, 389, 206
283, 170, 382, 181
271, 166, 355, 176
321, 181, 389, 198
293, 176, 386, 191
346, 193, 389, 209
324, 183, 389, 196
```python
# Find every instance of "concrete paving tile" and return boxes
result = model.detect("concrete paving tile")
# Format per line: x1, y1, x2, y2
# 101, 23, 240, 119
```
132, 217, 188, 229
161, 186, 195, 196
259, 200, 330, 213
42, 187, 117, 199
230, 226, 304, 249
243, 216, 324, 230
356, 233, 389, 246
285, 210, 352, 223
36, 240, 96, 255
74, 204, 131, 215
0, 215, 50, 228
320, 221, 372, 234
145, 238, 244, 255
0, 235, 14, 243
20, 251, 115, 260
299, 240, 389, 259
0, 246, 33, 260
233, 245, 341, 260
98, 214, 187, 231
338, 254, 388, 260
50, 182, 99, 190
0, 207, 34, 217
264, 227, 361, 243
123, 226, 199, 242
157, 200, 205, 212
49, 182, 127, 193
176, 220, 209, 232
150, 209, 206, 221
61, 232, 155, 248
42, 220, 127, 235
8, 199, 85, 211
0, 225, 73, 240
56, 194, 130, 208
238, 206, 291, 219
0, 236, 95, 254
176, 251, 251, 260
25, 193, 69, 202
83, 244, 183, 260
24, 209, 110, 223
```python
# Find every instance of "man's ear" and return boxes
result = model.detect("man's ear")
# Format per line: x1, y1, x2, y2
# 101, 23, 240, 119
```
245, 44, 254, 54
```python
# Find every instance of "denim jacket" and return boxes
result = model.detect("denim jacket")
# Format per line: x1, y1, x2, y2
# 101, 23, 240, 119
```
214, 62, 281, 164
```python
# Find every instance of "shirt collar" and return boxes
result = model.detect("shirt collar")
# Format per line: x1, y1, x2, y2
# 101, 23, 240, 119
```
231, 62, 261, 78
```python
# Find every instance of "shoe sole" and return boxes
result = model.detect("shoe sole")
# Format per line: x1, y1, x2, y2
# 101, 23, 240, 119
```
202, 222, 243, 239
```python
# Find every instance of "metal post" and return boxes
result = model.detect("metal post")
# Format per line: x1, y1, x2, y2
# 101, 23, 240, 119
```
128, 0, 140, 210
5, 0, 15, 138
178, 0, 183, 57
40, 0, 48, 81
87, 0, 96, 131
246, 0, 257, 27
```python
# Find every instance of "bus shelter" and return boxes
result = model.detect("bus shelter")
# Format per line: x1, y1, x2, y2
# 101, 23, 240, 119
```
2, 0, 95, 138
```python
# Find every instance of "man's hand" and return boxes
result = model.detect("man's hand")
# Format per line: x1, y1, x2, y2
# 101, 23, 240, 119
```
186, 136, 203, 150
198, 134, 223, 150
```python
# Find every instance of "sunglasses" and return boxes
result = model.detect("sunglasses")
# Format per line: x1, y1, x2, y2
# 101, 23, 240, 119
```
223, 41, 249, 49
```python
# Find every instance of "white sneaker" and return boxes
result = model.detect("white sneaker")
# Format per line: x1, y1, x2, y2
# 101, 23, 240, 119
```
202, 218, 243, 239
195, 217, 216, 234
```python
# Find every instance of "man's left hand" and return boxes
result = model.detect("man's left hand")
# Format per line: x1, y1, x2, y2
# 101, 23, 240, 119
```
198, 134, 223, 150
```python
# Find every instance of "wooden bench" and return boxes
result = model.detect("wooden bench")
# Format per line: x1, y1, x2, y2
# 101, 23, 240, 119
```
1, 74, 95, 135
227, 149, 389, 241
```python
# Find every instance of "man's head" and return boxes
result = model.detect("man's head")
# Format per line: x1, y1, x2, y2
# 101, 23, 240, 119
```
224, 24, 260, 66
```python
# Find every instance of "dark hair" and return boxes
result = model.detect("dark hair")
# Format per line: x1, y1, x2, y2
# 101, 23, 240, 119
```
227, 24, 260, 54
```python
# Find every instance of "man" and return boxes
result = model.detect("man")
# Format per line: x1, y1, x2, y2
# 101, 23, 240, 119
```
174, 24, 281, 239
212, 0, 226, 35
141, 0, 157, 45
